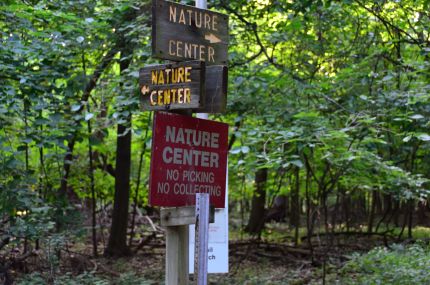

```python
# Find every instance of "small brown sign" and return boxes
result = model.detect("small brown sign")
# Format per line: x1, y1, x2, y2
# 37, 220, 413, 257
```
139, 60, 205, 111
195, 65, 228, 114
152, 0, 229, 65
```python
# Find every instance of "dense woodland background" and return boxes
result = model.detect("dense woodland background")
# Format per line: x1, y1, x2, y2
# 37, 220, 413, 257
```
1, 0, 430, 284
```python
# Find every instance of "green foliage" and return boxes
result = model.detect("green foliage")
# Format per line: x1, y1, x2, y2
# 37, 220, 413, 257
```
0, 173, 54, 241
225, 0, 430, 211
2, 0, 430, 280
339, 243, 430, 285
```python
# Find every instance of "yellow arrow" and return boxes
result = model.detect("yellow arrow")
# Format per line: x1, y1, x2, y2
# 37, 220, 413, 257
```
205, 33, 221, 44
141, 85, 150, 95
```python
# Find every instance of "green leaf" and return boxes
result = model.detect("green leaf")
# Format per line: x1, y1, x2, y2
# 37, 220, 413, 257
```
289, 160, 303, 168
71, 104, 81, 112
410, 114, 424, 120
417, 134, 430, 142
85, 113, 94, 121
403, 136, 412, 142
241, 146, 250, 154
293, 111, 320, 119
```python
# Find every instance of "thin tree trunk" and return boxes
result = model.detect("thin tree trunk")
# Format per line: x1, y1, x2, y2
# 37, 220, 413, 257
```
368, 190, 377, 234
393, 200, 400, 227
291, 167, 300, 244
104, 44, 133, 257
376, 194, 392, 231
398, 202, 408, 240
87, 105, 98, 257
331, 189, 340, 233
343, 190, 350, 232
407, 200, 413, 239
129, 114, 151, 247
245, 167, 268, 235
305, 165, 314, 263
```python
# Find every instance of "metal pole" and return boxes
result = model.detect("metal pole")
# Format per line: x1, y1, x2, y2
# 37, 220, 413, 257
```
196, 0, 208, 120
194, 193, 210, 285
196, 0, 207, 9
195, 1, 209, 283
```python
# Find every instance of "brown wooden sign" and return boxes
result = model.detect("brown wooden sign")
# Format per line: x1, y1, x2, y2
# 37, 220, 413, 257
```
195, 65, 228, 114
152, 0, 229, 65
139, 60, 205, 111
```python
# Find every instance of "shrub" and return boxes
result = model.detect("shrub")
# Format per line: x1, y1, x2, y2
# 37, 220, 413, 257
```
339, 242, 430, 285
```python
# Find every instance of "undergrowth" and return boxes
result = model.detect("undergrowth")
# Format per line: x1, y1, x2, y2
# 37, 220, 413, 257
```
337, 242, 430, 285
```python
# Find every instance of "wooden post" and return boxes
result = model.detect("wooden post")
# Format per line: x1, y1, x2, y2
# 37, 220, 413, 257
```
166, 225, 189, 285
161, 207, 195, 285
194, 193, 210, 285
161, 206, 215, 285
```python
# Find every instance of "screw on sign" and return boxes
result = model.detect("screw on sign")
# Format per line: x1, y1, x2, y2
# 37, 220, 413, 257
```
149, 111, 228, 208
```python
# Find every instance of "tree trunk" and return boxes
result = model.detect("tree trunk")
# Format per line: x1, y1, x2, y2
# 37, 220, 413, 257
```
291, 167, 300, 244
342, 191, 350, 231
407, 200, 414, 239
245, 167, 268, 235
417, 201, 428, 225
104, 121, 132, 257
104, 45, 133, 257
367, 190, 377, 234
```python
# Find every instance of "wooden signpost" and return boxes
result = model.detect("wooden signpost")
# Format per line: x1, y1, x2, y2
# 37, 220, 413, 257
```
139, 62, 227, 113
139, 60, 205, 111
152, 0, 229, 65
197, 65, 228, 114
141, 0, 229, 284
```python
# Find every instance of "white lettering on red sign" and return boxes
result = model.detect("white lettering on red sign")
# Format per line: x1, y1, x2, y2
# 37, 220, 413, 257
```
149, 112, 228, 208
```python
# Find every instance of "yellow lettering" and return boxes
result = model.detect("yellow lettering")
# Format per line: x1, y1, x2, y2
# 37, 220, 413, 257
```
157, 70, 165, 84
157, 90, 163, 106
163, 89, 171, 105
178, 67, 184, 82
150, 91, 157, 106
184, 88, 191, 103
165, 69, 171, 84
157, 90, 163, 105
185, 67, 191, 82
171, 89, 177, 102
151, 70, 157, 85
177, 88, 183, 103
172, 68, 177, 83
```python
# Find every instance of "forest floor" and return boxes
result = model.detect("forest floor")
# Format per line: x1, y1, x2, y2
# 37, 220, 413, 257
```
14, 238, 352, 285
12, 222, 402, 285
9, 209, 430, 284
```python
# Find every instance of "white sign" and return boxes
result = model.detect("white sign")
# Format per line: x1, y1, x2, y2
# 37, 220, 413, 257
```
189, 170, 228, 273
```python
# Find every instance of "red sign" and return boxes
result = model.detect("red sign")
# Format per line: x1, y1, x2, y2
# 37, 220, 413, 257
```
149, 112, 228, 208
